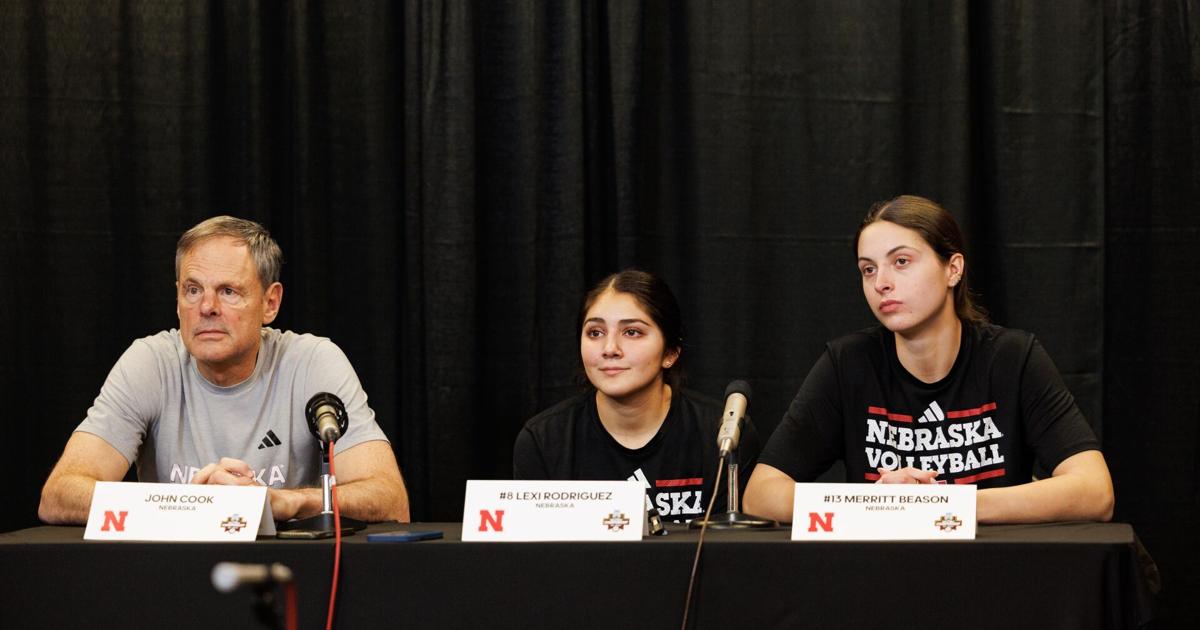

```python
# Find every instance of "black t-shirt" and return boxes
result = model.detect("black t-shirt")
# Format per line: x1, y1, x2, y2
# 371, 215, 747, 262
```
760, 323, 1100, 487
513, 388, 761, 521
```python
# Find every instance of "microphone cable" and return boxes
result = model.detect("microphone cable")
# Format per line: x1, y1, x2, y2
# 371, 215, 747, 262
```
284, 581, 298, 630
679, 452, 727, 630
325, 440, 343, 630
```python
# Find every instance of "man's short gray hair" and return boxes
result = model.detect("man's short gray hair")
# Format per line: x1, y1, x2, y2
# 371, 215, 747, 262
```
175, 216, 283, 288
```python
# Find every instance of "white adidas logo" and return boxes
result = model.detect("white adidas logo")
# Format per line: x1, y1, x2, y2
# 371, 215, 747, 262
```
917, 401, 945, 424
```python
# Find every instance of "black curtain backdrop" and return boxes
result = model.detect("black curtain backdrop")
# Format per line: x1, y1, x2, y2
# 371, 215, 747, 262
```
1, 1, 1196, 626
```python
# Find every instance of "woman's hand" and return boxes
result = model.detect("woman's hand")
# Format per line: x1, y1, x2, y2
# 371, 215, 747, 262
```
875, 466, 939, 484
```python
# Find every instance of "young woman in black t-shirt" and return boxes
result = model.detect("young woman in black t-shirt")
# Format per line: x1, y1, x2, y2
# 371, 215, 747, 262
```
743, 195, 1113, 524
513, 270, 760, 520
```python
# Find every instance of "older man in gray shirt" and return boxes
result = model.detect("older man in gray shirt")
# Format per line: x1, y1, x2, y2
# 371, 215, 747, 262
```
39, 216, 408, 524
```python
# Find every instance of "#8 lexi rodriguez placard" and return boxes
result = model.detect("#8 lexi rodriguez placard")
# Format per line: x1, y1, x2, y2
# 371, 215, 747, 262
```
791, 483, 976, 540
461, 480, 645, 541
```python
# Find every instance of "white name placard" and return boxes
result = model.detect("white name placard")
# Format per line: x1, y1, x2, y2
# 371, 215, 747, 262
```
791, 483, 976, 540
85, 482, 276, 542
461, 480, 645, 542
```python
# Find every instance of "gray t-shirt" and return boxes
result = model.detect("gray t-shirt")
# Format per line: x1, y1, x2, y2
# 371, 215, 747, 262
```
76, 328, 388, 488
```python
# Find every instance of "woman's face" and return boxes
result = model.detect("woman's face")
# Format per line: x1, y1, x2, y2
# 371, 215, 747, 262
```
856, 220, 962, 336
580, 289, 679, 401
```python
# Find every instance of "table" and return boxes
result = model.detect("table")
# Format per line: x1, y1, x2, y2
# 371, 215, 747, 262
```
0, 522, 1153, 629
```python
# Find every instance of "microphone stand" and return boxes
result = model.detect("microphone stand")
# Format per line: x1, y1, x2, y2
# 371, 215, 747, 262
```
689, 447, 777, 529
250, 581, 285, 630
212, 562, 295, 630
276, 442, 366, 539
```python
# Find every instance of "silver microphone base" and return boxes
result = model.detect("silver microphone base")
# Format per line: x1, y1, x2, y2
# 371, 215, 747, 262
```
688, 510, 778, 529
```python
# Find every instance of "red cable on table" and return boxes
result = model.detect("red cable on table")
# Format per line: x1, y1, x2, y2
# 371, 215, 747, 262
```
325, 440, 342, 630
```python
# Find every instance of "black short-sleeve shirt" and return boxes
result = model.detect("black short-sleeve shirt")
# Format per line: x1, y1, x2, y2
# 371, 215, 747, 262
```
513, 388, 761, 521
760, 323, 1100, 487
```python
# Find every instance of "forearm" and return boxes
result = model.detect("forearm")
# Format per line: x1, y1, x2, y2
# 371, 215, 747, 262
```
272, 475, 410, 523
742, 476, 797, 523
977, 473, 1113, 524
38, 473, 100, 525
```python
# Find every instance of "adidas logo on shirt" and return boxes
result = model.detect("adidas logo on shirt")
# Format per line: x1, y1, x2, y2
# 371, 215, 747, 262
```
257, 430, 282, 449
628, 467, 704, 519
917, 401, 945, 424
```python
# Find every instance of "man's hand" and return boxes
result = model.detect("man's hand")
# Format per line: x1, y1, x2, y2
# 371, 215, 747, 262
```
186, 442, 409, 523
189, 457, 259, 486
875, 466, 939, 484
189, 458, 308, 521
266, 488, 307, 521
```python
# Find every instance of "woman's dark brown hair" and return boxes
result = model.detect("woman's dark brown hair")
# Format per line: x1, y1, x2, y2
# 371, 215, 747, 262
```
855, 195, 988, 326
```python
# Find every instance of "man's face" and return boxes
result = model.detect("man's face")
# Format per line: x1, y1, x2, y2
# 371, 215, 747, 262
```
176, 236, 282, 385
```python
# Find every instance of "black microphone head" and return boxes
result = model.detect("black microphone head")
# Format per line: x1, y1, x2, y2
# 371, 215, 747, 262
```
305, 392, 348, 443
724, 379, 752, 403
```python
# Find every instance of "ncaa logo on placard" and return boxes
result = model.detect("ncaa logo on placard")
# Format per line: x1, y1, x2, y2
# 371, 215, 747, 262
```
934, 513, 963, 532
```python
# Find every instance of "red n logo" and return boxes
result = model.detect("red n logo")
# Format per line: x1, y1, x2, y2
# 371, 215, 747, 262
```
807, 512, 834, 532
478, 509, 505, 532
101, 510, 129, 532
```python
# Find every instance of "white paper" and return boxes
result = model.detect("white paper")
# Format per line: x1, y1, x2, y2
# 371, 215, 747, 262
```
791, 482, 976, 540
85, 481, 273, 542
461, 480, 645, 542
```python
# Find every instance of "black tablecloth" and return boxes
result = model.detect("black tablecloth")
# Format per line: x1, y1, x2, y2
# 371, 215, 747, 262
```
0, 521, 1153, 629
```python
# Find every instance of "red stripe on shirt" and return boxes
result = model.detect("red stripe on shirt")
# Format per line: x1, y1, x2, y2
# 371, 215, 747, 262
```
655, 477, 703, 487
946, 402, 998, 419
866, 406, 913, 423
953, 468, 1006, 484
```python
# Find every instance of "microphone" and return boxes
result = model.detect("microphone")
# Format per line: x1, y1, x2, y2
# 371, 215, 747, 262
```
688, 378, 776, 530
211, 562, 294, 593
716, 380, 751, 457
277, 392, 367, 538
305, 392, 348, 443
